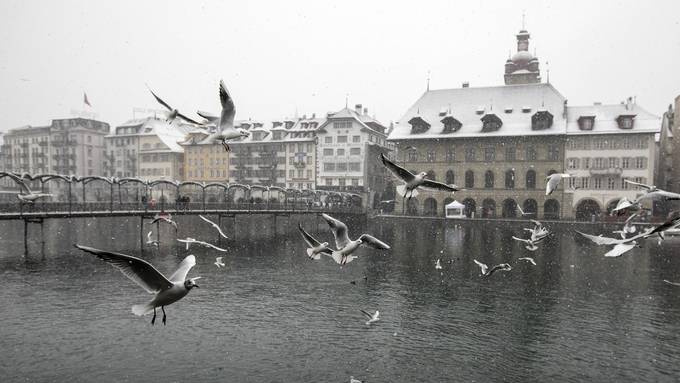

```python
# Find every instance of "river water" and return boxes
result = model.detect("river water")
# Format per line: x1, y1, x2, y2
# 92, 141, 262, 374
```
1, 215, 680, 382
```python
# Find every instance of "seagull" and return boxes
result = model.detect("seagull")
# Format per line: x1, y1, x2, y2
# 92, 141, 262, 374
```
380, 153, 462, 202
147, 86, 200, 125
612, 212, 640, 238
214, 257, 225, 268
177, 238, 228, 252
435, 259, 442, 270
360, 309, 380, 325
146, 231, 159, 247
518, 257, 537, 266
74, 244, 200, 325
624, 179, 658, 193
199, 215, 229, 239
511, 236, 539, 251
297, 223, 333, 260
612, 182, 680, 213
642, 215, 680, 241
6, 173, 53, 203
663, 280, 680, 287
321, 213, 390, 266
545, 173, 572, 195
151, 215, 178, 230
473, 259, 512, 277
576, 227, 654, 257
516, 203, 535, 217
213, 80, 250, 151
350, 376, 365, 383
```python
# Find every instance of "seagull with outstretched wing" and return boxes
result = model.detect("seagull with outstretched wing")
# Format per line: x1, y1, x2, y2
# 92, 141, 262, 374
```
576, 227, 654, 257
147, 86, 200, 125
360, 309, 380, 325
211, 80, 249, 151
151, 216, 178, 230
518, 257, 536, 266
321, 213, 390, 266
380, 153, 462, 203
473, 259, 512, 277
177, 238, 228, 252
199, 215, 229, 239
74, 244, 200, 325
298, 223, 333, 260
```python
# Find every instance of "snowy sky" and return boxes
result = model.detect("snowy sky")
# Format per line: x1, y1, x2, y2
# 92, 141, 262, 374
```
0, 0, 678, 131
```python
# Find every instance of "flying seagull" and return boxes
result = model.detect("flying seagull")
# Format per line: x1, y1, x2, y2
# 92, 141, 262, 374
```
612, 212, 640, 238
177, 238, 228, 252
5, 173, 53, 203
146, 231, 159, 247
321, 213, 390, 266
214, 257, 225, 268
473, 259, 512, 277
298, 223, 332, 260
213, 80, 250, 151
151, 215, 178, 230
380, 153, 462, 201
147, 86, 200, 125
512, 236, 540, 251
576, 226, 655, 257
663, 280, 680, 287
546, 173, 572, 195
350, 376, 365, 383
74, 244, 200, 325
612, 182, 680, 213
360, 309, 380, 325
518, 257, 537, 266
435, 259, 442, 270
199, 215, 229, 239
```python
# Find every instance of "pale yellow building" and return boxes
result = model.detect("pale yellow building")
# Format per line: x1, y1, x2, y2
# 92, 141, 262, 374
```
180, 129, 229, 183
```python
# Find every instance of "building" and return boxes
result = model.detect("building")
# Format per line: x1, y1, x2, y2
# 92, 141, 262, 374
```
565, 101, 661, 219
180, 129, 230, 183
655, 96, 679, 214
316, 104, 392, 204
104, 120, 142, 178
282, 115, 321, 190
228, 120, 288, 188
129, 117, 191, 182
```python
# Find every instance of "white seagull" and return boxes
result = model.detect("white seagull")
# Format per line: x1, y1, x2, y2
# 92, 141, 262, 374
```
518, 257, 537, 266
380, 153, 462, 201
511, 236, 540, 251
147, 86, 200, 125
360, 309, 380, 325
177, 238, 228, 252
663, 280, 680, 287
612, 181, 680, 213
350, 376, 365, 383
212, 80, 250, 151
146, 231, 159, 247
151, 215, 178, 230
545, 173, 572, 195
435, 259, 442, 270
576, 227, 655, 257
473, 259, 512, 277
199, 215, 229, 239
214, 257, 225, 268
298, 223, 333, 260
6, 174, 53, 203
74, 244, 200, 325
321, 213, 390, 266
612, 212, 640, 238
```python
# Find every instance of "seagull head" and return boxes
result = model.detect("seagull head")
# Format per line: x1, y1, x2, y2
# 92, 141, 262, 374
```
185, 277, 201, 289
419, 171, 428, 178
321, 241, 329, 248
500, 264, 513, 271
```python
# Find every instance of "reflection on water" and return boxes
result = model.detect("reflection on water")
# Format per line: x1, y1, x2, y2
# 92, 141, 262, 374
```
1, 215, 680, 382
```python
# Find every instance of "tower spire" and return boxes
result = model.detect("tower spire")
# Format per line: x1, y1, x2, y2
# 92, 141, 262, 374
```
426, 70, 431, 91
522, 11, 526, 30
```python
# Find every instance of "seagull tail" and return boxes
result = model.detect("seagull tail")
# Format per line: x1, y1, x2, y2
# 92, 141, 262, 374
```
131, 303, 154, 316
396, 184, 407, 197
306, 248, 321, 260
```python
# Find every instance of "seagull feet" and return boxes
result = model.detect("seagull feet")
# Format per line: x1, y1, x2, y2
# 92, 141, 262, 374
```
221, 140, 231, 152
151, 308, 156, 326
162, 306, 167, 326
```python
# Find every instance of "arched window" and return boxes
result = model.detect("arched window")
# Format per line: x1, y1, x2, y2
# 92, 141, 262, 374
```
465, 170, 475, 189
462, 198, 476, 218
426, 170, 436, 181
484, 170, 494, 189
423, 198, 438, 216
445, 170, 455, 185
505, 169, 515, 189
482, 198, 496, 218
523, 199, 538, 216
502, 199, 517, 218
526, 170, 536, 189
544, 199, 560, 219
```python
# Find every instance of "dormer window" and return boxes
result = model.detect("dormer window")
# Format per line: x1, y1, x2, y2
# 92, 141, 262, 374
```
441, 116, 462, 133
301, 122, 308, 129
272, 121, 282, 128
252, 132, 262, 141
439, 107, 448, 117
577, 116, 595, 131
284, 121, 295, 129
531, 110, 553, 130
617, 115, 636, 129
481, 114, 502, 133
476, 107, 485, 115
504, 107, 513, 114
522, 106, 532, 113
408, 116, 431, 134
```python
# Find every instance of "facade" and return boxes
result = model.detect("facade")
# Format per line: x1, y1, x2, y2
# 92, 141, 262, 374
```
181, 129, 230, 183
282, 116, 320, 190
316, 104, 392, 202
104, 120, 142, 178
134, 117, 191, 181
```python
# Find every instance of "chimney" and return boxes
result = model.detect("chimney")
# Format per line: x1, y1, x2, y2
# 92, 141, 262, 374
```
355, 104, 362, 114
462, 82, 469, 88
302, 114, 307, 119
312, 113, 316, 118
363, 107, 368, 115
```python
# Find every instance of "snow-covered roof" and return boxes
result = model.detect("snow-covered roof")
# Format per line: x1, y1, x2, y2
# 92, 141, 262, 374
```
566, 103, 660, 135
319, 107, 388, 135
118, 117, 191, 152
446, 200, 465, 208
388, 83, 567, 140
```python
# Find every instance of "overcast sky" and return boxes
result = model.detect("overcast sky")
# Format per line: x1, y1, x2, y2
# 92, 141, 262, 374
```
0, 0, 678, 130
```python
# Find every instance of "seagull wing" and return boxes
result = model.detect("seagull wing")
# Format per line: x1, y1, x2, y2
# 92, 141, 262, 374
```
197, 110, 219, 122
176, 111, 200, 125
359, 309, 373, 320
298, 223, 323, 248
663, 280, 680, 287
473, 259, 488, 275
168, 255, 197, 283
380, 153, 414, 182
645, 217, 680, 237
545, 175, 560, 195
576, 231, 623, 245
624, 179, 654, 191
199, 215, 229, 239
5, 173, 31, 193
624, 212, 640, 225
358, 234, 391, 250
516, 204, 525, 215
322, 213, 351, 249
75, 244, 173, 293
604, 243, 636, 257
146, 231, 152, 241
219, 80, 236, 131
655, 190, 680, 200
420, 179, 462, 193
202, 241, 228, 252
512, 236, 530, 244
147, 87, 173, 111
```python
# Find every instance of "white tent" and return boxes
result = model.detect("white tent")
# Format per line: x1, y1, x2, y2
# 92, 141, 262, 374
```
445, 200, 466, 218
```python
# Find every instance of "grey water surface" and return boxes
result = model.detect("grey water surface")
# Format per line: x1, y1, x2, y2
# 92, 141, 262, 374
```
1, 215, 680, 382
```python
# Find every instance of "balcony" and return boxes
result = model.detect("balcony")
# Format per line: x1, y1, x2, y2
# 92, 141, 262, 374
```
293, 161, 306, 169
38, 141, 48, 146
589, 167, 623, 176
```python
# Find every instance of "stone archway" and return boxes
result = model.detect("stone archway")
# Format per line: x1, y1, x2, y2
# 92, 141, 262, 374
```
523, 199, 538, 217
423, 197, 438, 216
544, 199, 560, 220
502, 198, 518, 218
482, 198, 496, 218
462, 198, 476, 218
577, 198, 602, 221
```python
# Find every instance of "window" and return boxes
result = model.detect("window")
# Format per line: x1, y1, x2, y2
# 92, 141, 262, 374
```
465, 170, 474, 188
525, 147, 537, 161
567, 158, 579, 169
445, 149, 455, 162
577, 116, 594, 131
547, 144, 560, 161
349, 162, 361, 171
594, 158, 604, 169
581, 177, 589, 189
622, 137, 631, 149
594, 177, 602, 189
323, 149, 333, 156
324, 163, 335, 171
505, 147, 516, 161
325, 178, 333, 186
526, 170, 536, 189
484, 147, 495, 162
465, 147, 475, 161
505, 170, 515, 189
617, 116, 634, 129
583, 158, 591, 169
484, 170, 494, 189
481, 115, 502, 132
622, 158, 630, 169
337, 149, 345, 156
408, 151, 419, 162
337, 163, 347, 171
427, 150, 436, 162
352, 136, 360, 143
324, 137, 332, 144
607, 178, 616, 189
634, 157, 646, 169
350, 147, 360, 155
445, 170, 455, 184
338, 178, 346, 187
333, 121, 352, 130
608, 157, 619, 168
337, 136, 347, 143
